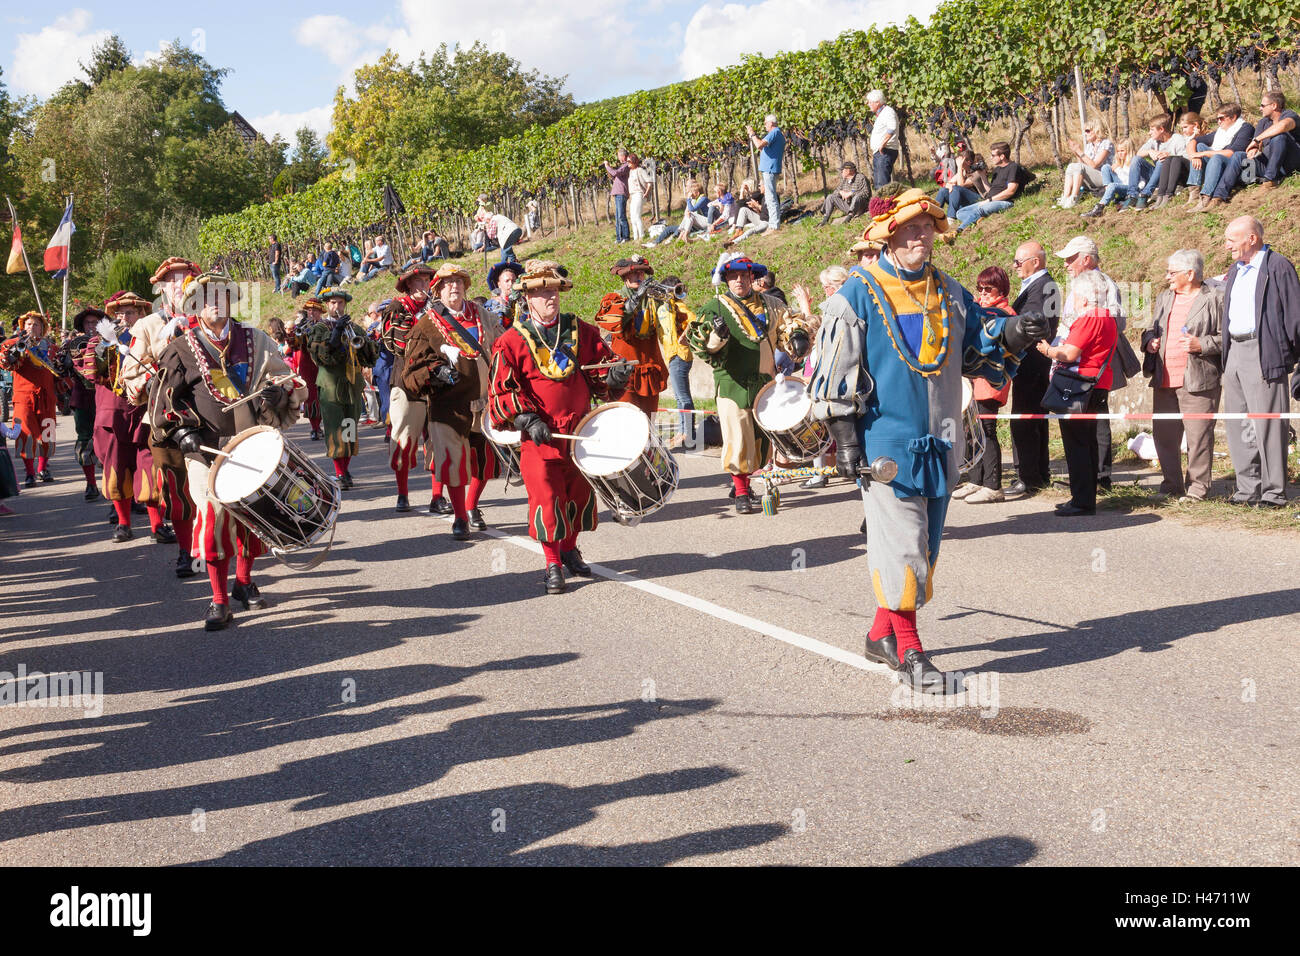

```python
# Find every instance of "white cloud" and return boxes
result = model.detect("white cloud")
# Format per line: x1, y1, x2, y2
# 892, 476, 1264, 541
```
678, 0, 940, 80
249, 106, 334, 149
10, 9, 110, 98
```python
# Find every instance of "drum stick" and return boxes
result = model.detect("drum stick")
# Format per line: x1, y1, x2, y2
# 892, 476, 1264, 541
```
221, 374, 299, 413
580, 359, 640, 370
199, 445, 262, 471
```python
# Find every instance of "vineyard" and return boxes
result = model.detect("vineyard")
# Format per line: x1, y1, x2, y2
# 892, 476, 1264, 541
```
198, 0, 1299, 271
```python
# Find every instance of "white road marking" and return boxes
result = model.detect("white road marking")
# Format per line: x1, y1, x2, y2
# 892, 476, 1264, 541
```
461, 520, 893, 678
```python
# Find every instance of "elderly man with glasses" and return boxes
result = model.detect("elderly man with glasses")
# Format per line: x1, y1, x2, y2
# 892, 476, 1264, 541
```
1007, 242, 1061, 495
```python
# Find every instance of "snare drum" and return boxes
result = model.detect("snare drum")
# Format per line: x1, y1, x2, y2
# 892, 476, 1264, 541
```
959, 378, 985, 479
482, 417, 524, 487
754, 375, 830, 465
572, 402, 678, 527
209, 426, 341, 569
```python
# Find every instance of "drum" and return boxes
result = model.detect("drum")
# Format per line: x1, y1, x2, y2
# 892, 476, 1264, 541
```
959, 378, 986, 479
753, 375, 830, 465
482, 417, 524, 487
572, 402, 678, 527
209, 426, 341, 570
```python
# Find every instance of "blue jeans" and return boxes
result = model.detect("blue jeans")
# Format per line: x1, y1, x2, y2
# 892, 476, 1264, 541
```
936, 184, 980, 217
613, 194, 629, 242
761, 171, 780, 230
669, 356, 695, 445
373, 350, 393, 421
1200, 153, 1234, 197
873, 149, 898, 187
499, 228, 522, 263
1260, 133, 1300, 182
1099, 165, 1129, 204
955, 199, 1012, 230
270, 262, 282, 293
314, 269, 340, 294
1127, 157, 1159, 198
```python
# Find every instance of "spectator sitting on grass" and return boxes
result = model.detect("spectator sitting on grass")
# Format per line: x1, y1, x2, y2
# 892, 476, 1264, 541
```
1056, 123, 1114, 208
950, 141, 1027, 233
706, 182, 736, 239
358, 235, 393, 281
648, 179, 710, 246
1190, 103, 1254, 211
1082, 141, 1138, 218
1123, 114, 1176, 210
725, 179, 769, 245
819, 161, 872, 225
314, 241, 342, 294
1149, 112, 1207, 207
934, 147, 988, 219
1244, 91, 1300, 192
287, 258, 319, 298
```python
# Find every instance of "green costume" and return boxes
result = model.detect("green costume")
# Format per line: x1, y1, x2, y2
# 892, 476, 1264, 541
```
305, 316, 379, 459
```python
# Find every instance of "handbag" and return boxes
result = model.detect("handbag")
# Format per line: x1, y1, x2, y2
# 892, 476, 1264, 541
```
1041, 321, 1117, 414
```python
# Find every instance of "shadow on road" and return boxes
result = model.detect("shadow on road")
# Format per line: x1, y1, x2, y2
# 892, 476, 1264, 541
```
899, 835, 1038, 866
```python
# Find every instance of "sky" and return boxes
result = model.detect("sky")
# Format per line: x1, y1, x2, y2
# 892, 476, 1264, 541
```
1, 1, 940, 149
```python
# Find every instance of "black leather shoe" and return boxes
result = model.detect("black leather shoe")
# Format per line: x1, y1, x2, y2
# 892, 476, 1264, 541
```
545, 563, 566, 594
131, 501, 148, 515
205, 602, 233, 631
152, 524, 176, 544
84, 484, 101, 501
747, 493, 764, 510
175, 553, 198, 579
231, 580, 268, 610
900, 648, 947, 693
1257, 500, 1288, 509
310, 430, 322, 441
1055, 504, 1096, 517
863, 633, 902, 670
469, 508, 487, 530
1098, 478, 1112, 491
561, 549, 592, 577
38, 468, 53, 483
735, 494, 753, 514
107, 506, 118, 524
338, 472, 354, 490
430, 496, 453, 515
395, 494, 410, 512
1080, 202, 1106, 218
451, 517, 470, 540
113, 524, 133, 543
24, 474, 35, 488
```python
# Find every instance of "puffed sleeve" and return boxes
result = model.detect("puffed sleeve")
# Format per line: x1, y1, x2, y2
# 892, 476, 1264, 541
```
401, 320, 451, 397
251, 329, 306, 429
957, 281, 1021, 388
487, 333, 542, 429
151, 341, 202, 436
808, 292, 869, 420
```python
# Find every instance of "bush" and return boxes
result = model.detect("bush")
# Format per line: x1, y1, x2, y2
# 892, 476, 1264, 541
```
104, 251, 153, 300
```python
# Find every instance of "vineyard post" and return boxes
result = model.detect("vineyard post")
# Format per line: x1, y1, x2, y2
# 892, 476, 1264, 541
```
569, 183, 578, 228
818, 145, 828, 193
1073, 65, 1087, 137
1228, 69, 1243, 102
651, 161, 660, 220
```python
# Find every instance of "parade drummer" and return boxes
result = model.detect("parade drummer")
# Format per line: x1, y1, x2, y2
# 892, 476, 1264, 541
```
152, 272, 306, 631
808, 188, 1048, 692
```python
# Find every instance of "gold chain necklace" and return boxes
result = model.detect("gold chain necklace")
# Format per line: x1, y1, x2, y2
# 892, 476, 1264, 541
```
885, 252, 934, 315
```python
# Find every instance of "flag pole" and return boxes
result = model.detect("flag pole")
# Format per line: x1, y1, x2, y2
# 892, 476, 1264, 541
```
61, 194, 72, 335
5, 195, 45, 316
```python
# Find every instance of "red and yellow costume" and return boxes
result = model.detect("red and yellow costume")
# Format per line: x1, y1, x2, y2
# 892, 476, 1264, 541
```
593, 256, 668, 416
1, 312, 59, 472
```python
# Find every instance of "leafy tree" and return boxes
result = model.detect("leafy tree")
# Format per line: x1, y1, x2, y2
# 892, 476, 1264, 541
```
82, 35, 133, 88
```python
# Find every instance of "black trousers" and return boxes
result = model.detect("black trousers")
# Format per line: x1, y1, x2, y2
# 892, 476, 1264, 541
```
1096, 390, 1113, 484
1010, 374, 1051, 487
1060, 388, 1108, 510
966, 399, 1003, 489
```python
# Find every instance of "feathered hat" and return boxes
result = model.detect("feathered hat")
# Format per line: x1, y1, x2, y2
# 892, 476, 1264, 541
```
864, 189, 949, 242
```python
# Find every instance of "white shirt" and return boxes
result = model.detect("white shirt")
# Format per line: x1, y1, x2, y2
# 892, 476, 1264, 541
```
1227, 248, 1267, 336
374, 243, 392, 267
870, 105, 898, 153
492, 213, 519, 239
1159, 132, 1187, 157
1211, 117, 1246, 150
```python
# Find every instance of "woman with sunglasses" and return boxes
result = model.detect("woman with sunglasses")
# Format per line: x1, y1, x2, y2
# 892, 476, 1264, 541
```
952, 267, 1016, 503
1056, 124, 1114, 209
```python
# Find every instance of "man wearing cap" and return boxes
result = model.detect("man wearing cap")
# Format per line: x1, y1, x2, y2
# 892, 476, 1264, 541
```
152, 273, 307, 631
65, 307, 105, 500
1054, 235, 1128, 491
287, 297, 325, 440
488, 260, 632, 594
387, 262, 440, 512
402, 263, 504, 537
486, 260, 525, 329
79, 292, 173, 544
688, 252, 812, 514
123, 256, 202, 577
305, 288, 379, 489
808, 188, 1049, 692
819, 162, 872, 225
594, 256, 669, 417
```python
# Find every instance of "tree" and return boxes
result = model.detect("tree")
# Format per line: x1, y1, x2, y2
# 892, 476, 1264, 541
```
82, 35, 133, 88
288, 126, 329, 188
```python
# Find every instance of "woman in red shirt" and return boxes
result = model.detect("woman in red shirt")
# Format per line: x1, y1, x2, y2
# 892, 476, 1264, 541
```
1036, 271, 1119, 515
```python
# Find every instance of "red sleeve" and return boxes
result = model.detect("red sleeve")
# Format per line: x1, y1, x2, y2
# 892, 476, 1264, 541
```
577, 320, 617, 397
487, 331, 542, 428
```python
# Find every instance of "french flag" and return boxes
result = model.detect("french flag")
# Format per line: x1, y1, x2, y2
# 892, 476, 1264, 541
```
44, 201, 74, 279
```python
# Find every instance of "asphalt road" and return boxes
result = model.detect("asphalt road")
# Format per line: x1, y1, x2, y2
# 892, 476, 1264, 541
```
1, 414, 1297, 866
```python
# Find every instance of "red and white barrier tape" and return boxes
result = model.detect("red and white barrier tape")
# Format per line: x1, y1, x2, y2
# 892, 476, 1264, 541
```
979, 412, 1300, 420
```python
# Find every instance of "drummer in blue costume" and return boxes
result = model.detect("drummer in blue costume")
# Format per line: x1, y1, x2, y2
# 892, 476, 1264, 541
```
808, 190, 1049, 691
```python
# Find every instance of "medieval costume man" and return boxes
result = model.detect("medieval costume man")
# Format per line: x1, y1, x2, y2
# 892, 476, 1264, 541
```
152, 272, 306, 630
593, 255, 669, 416
64, 310, 101, 500
123, 256, 201, 577
485, 260, 525, 329
78, 292, 172, 543
1, 311, 59, 487
386, 263, 439, 513
688, 253, 812, 514
402, 263, 505, 535
304, 288, 379, 489
808, 189, 1048, 691
488, 261, 631, 593
286, 297, 325, 440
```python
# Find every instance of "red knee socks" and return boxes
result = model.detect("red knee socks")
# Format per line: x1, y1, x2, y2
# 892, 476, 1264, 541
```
146, 505, 165, 532
207, 558, 230, 604
466, 475, 486, 510
394, 468, 409, 496
890, 610, 921, 656
23, 458, 35, 477
174, 518, 192, 555
82, 464, 95, 484
430, 478, 444, 499
36, 456, 48, 473
333, 457, 350, 477
541, 541, 562, 565
235, 553, 253, 586
113, 500, 132, 525
446, 483, 468, 521
868, 606, 892, 640
732, 473, 751, 496
560, 531, 578, 553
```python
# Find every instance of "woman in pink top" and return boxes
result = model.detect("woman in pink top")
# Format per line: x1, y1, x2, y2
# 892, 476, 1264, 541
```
1141, 249, 1224, 500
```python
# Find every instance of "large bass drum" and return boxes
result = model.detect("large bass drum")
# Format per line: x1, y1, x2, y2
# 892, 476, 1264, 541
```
209, 425, 340, 570
959, 377, 986, 479
482, 417, 524, 487
572, 402, 678, 527
754, 375, 831, 465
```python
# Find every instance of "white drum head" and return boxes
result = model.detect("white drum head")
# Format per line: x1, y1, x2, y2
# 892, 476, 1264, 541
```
482, 418, 522, 448
212, 429, 284, 503
573, 403, 649, 477
962, 377, 974, 411
755, 377, 812, 432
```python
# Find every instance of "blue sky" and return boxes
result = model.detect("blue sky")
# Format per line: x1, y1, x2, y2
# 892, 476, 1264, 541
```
2, 2, 938, 149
